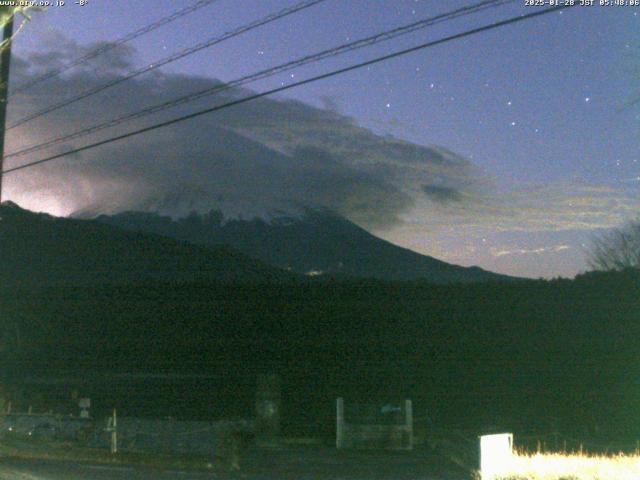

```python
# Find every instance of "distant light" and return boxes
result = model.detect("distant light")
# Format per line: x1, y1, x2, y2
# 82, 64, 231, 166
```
585, 97, 591, 103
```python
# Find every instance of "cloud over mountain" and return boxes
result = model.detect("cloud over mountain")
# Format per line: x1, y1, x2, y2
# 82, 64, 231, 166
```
8, 34, 638, 279
6, 37, 480, 229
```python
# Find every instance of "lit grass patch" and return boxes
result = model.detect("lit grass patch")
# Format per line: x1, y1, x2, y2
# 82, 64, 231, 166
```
498, 450, 640, 480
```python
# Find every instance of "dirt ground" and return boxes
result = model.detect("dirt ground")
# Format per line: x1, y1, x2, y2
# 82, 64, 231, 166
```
0, 438, 472, 479
226, 444, 469, 480
0, 446, 469, 480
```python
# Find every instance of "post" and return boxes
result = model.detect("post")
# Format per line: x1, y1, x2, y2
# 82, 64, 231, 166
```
404, 399, 413, 450
255, 374, 281, 446
0, 8, 14, 203
110, 408, 117, 454
79, 397, 91, 419
336, 397, 344, 449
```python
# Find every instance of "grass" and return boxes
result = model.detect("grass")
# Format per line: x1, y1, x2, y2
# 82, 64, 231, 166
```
495, 450, 640, 480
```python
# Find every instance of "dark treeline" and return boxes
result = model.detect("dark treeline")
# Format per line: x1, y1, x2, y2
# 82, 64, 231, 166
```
2, 269, 638, 440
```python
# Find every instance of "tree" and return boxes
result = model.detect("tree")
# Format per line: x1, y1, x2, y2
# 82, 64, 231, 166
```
588, 218, 640, 271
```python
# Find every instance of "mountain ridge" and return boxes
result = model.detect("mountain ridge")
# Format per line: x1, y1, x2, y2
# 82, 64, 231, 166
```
0, 201, 295, 287
93, 207, 515, 283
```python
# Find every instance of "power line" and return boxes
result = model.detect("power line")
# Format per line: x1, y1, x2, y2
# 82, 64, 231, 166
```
7, 0, 328, 130
7, 0, 513, 160
3, 5, 574, 176
10, 0, 220, 96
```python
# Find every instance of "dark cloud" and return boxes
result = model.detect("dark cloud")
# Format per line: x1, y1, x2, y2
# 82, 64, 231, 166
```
422, 184, 463, 204
319, 96, 340, 113
6, 37, 480, 229
18, 34, 136, 75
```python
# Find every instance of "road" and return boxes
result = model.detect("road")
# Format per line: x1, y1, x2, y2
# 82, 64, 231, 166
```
0, 446, 463, 479
0, 459, 219, 480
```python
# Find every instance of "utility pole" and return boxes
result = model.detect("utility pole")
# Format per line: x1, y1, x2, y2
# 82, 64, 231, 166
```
0, 7, 14, 203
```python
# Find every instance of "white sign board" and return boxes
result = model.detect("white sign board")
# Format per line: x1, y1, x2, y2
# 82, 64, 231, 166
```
480, 433, 513, 480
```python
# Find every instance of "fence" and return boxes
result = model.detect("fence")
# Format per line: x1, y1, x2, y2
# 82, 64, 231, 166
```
336, 398, 413, 450
0, 411, 254, 456
89, 416, 254, 455
0, 412, 94, 441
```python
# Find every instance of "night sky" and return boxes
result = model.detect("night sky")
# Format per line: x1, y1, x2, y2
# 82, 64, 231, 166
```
6, 0, 640, 278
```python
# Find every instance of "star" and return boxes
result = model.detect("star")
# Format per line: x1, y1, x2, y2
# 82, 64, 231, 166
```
386, 103, 391, 108
510, 121, 517, 127
584, 97, 590, 103
507, 101, 512, 106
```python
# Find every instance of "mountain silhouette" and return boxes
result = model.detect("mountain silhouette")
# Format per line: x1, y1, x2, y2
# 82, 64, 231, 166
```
94, 208, 513, 283
0, 201, 294, 287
